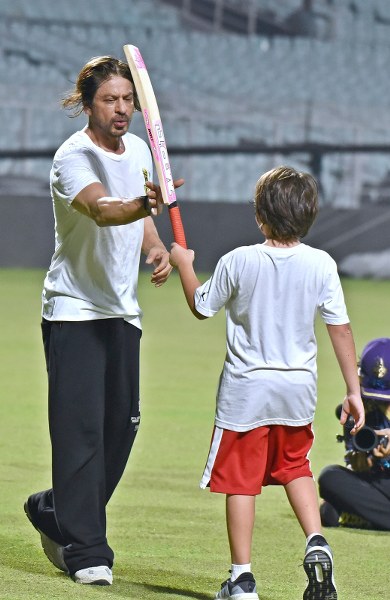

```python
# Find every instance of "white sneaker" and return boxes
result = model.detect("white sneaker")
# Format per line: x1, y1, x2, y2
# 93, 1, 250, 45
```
72, 565, 113, 585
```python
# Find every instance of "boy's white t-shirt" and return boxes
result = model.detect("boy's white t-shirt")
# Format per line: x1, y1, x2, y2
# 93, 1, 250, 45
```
194, 243, 349, 431
42, 129, 152, 329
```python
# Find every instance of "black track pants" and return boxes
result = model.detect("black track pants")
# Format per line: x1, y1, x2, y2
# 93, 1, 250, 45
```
32, 319, 141, 575
318, 464, 390, 531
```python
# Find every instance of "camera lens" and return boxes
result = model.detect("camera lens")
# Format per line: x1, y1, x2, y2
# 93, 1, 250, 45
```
353, 427, 379, 453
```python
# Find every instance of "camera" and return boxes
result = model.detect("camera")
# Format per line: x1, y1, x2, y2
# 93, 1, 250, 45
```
335, 404, 388, 453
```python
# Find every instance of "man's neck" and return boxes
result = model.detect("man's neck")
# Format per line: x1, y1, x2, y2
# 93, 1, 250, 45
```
85, 127, 125, 154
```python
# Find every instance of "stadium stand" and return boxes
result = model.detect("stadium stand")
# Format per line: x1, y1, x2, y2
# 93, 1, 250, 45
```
0, 0, 389, 272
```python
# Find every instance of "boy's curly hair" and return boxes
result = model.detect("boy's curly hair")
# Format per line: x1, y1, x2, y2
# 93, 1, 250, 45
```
254, 166, 318, 241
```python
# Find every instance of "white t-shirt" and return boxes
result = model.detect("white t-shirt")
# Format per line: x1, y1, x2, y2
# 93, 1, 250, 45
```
42, 128, 152, 329
194, 243, 349, 431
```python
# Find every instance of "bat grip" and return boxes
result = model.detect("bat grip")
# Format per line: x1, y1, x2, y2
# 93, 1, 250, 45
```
168, 204, 187, 248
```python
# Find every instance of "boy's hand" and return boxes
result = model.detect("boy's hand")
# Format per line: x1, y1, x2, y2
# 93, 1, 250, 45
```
170, 242, 195, 268
339, 393, 365, 435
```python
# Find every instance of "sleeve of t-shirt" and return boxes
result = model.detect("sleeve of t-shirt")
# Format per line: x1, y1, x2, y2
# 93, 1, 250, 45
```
194, 254, 235, 317
318, 256, 349, 325
51, 147, 101, 206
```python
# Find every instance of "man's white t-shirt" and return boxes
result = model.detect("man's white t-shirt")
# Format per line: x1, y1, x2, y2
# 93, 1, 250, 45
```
194, 243, 349, 431
42, 128, 152, 329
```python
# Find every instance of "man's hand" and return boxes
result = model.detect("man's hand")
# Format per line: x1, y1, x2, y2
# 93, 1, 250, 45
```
372, 428, 390, 459
145, 246, 172, 287
145, 178, 185, 216
345, 450, 372, 471
144, 181, 164, 216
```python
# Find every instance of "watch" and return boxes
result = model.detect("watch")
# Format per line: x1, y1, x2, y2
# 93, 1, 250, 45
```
142, 194, 151, 215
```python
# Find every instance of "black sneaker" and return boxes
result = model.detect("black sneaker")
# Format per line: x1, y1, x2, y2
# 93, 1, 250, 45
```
303, 536, 337, 600
215, 572, 259, 599
319, 501, 340, 528
24, 496, 68, 573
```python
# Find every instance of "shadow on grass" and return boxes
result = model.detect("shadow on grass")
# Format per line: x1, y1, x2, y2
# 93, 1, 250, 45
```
1, 533, 212, 599
140, 583, 211, 599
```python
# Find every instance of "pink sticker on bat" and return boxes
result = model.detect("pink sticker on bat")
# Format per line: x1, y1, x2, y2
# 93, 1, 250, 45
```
132, 46, 146, 70
142, 109, 176, 204
143, 108, 158, 159
153, 120, 176, 203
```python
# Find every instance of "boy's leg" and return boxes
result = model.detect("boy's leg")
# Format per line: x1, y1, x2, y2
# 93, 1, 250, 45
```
285, 477, 337, 600
215, 495, 258, 600
203, 427, 264, 599
213, 495, 259, 598
284, 476, 322, 535
226, 494, 255, 565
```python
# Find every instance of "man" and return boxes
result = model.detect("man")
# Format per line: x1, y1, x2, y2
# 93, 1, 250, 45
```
319, 337, 390, 531
24, 55, 183, 586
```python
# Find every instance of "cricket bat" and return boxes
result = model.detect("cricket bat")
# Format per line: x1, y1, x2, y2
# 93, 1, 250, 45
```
123, 44, 187, 248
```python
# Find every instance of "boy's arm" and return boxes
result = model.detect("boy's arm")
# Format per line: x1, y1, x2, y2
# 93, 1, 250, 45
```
326, 323, 365, 434
170, 243, 207, 320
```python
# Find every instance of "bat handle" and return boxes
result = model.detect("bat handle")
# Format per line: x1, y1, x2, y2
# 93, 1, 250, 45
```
168, 204, 187, 248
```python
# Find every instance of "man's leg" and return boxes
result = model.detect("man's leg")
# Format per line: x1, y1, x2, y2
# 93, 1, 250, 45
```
103, 320, 141, 502
47, 320, 114, 576
318, 464, 390, 530
24, 489, 68, 572
25, 489, 66, 545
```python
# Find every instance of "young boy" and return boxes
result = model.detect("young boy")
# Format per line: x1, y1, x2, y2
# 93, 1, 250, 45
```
169, 166, 365, 600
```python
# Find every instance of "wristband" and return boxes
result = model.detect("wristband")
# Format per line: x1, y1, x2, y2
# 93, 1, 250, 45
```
141, 194, 151, 216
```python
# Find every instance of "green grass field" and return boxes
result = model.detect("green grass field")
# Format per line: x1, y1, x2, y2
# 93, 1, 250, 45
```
1, 268, 390, 600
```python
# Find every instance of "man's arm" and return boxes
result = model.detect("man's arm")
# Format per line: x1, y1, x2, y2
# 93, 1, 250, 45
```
71, 177, 184, 227
326, 323, 365, 433
71, 182, 154, 226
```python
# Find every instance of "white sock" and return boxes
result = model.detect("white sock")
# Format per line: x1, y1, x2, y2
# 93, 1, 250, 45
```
231, 563, 251, 582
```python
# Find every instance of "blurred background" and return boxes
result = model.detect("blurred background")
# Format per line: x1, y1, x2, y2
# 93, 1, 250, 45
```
1, 0, 390, 274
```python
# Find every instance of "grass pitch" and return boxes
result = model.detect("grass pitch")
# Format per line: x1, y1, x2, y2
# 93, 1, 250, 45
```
0, 268, 389, 599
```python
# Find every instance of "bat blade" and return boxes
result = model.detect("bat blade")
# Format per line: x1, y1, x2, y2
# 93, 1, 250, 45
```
124, 44, 187, 247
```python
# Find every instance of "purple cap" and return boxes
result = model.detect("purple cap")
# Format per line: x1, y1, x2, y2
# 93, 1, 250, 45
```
359, 338, 390, 402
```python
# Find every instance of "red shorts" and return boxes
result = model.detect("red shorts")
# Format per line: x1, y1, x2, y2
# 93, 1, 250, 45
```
200, 424, 314, 495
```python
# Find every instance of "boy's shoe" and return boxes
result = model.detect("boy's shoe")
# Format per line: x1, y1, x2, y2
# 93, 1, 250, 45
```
24, 498, 68, 573
303, 536, 337, 600
215, 572, 259, 599
72, 566, 113, 585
